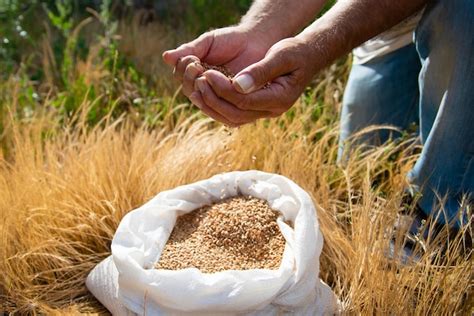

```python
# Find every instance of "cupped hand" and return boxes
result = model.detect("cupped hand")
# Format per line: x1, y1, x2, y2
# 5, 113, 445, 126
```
190, 37, 320, 127
162, 25, 273, 98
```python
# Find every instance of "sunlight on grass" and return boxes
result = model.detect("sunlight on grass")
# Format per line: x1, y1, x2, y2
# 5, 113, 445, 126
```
1, 87, 471, 314
0, 4, 471, 314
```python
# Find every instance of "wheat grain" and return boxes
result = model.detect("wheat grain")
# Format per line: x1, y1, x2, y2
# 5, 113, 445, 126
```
155, 196, 285, 273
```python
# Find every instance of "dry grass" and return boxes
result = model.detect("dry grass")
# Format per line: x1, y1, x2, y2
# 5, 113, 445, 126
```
1, 69, 472, 314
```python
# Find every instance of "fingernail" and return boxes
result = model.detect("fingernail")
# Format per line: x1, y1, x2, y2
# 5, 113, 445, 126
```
196, 79, 206, 93
189, 63, 201, 77
234, 74, 254, 93
194, 62, 204, 73
162, 50, 174, 63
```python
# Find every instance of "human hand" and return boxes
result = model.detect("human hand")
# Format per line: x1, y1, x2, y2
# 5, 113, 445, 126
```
162, 25, 273, 99
191, 37, 321, 126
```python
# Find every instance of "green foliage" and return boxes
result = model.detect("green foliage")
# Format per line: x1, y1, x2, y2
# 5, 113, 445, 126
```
0, 0, 338, 136
0, 1, 39, 76
320, 0, 336, 16
46, 0, 73, 37
0, 0, 252, 129
184, 0, 252, 34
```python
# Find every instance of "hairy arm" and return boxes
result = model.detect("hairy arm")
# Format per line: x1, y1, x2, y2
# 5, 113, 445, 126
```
162, 0, 328, 113
297, 0, 429, 71
163, 0, 327, 67
168, 0, 431, 127
239, 0, 328, 43
196, 0, 430, 126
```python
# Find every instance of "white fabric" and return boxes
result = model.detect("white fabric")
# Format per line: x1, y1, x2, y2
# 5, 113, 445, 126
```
88, 170, 338, 315
86, 256, 136, 316
87, 256, 336, 316
353, 11, 423, 64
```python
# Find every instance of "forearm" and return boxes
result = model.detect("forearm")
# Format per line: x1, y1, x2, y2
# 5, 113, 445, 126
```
240, 0, 328, 43
297, 0, 429, 69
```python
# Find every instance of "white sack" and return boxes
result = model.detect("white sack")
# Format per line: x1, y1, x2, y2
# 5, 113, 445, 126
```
93, 170, 337, 315
86, 256, 136, 316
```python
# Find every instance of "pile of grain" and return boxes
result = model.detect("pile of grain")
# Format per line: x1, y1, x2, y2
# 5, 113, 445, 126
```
156, 196, 286, 273
199, 62, 270, 89
200, 62, 235, 78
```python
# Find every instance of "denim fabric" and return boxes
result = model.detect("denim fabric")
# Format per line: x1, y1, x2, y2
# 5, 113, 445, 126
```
340, 0, 474, 227
408, 0, 474, 226
338, 43, 420, 159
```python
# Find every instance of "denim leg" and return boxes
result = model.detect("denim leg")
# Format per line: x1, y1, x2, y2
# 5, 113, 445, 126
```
408, 0, 474, 227
338, 44, 420, 160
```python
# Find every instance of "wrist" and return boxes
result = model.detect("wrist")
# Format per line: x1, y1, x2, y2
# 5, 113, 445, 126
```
295, 22, 343, 72
238, 19, 287, 48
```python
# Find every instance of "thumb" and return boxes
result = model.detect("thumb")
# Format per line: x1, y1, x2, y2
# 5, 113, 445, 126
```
232, 51, 291, 94
162, 33, 213, 66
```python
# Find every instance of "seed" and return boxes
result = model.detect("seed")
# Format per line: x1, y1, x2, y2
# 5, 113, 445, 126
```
198, 62, 271, 89
199, 62, 235, 79
155, 196, 286, 273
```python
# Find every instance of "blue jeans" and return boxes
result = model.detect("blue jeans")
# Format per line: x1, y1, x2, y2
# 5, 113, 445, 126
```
339, 0, 474, 227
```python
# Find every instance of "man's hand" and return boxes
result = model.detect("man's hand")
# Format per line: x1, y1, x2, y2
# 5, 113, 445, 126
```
162, 26, 273, 100
161, 0, 330, 126
191, 37, 320, 127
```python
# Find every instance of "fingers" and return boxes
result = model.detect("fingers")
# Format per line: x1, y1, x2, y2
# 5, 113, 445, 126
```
195, 77, 273, 125
232, 49, 294, 94
188, 91, 238, 127
163, 33, 213, 66
203, 70, 249, 109
204, 70, 290, 114
183, 61, 205, 97
173, 55, 200, 82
